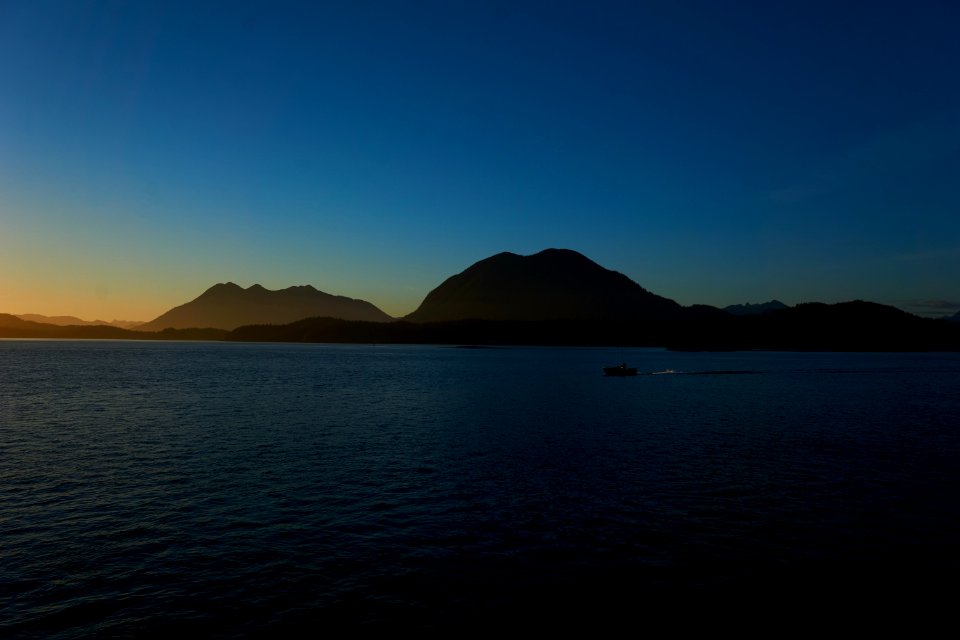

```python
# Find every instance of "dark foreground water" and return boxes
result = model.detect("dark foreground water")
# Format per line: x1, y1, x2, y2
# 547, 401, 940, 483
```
2, 341, 959, 635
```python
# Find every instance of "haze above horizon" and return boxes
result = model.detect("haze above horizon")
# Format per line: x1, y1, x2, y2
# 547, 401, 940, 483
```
2, 1, 958, 321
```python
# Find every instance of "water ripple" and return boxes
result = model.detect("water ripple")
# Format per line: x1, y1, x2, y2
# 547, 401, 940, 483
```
2, 343, 959, 634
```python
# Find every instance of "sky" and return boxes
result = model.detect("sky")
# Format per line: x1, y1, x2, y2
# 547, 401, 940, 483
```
2, 0, 959, 321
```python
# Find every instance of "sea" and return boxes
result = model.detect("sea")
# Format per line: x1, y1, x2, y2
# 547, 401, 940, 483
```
2, 340, 959, 635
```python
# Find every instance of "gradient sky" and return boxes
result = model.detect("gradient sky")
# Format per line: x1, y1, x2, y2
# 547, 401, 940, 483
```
2, 0, 959, 321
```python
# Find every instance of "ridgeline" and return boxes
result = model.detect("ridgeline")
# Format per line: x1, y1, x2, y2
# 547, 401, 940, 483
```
4, 249, 960, 350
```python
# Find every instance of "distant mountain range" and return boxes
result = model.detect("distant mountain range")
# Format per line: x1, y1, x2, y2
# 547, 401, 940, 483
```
405, 249, 681, 322
3, 248, 959, 349
667, 300, 960, 351
723, 300, 789, 316
136, 283, 393, 331
15, 314, 143, 329
0, 314, 54, 333
0, 313, 224, 340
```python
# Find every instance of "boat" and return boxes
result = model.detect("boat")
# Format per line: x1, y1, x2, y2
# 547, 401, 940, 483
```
603, 363, 638, 376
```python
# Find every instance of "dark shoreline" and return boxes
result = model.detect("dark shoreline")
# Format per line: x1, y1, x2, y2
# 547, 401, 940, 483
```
4, 301, 960, 351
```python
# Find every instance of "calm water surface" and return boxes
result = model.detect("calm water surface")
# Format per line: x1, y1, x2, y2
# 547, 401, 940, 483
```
2, 341, 959, 634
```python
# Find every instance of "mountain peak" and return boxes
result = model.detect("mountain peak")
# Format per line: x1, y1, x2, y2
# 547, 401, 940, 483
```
138, 283, 393, 331
532, 247, 591, 260
207, 282, 243, 293
406, 248, 680, 322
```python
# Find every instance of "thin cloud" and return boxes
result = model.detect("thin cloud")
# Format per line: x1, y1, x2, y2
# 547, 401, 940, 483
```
911, 300, 960, 311
899, 299, 960, 317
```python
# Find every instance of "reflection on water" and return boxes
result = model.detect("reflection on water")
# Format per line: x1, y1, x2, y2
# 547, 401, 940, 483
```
2, 342, 959, 633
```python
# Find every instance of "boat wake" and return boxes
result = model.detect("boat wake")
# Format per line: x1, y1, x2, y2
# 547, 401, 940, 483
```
605, 366, 764, 377
647, 369, 763, 376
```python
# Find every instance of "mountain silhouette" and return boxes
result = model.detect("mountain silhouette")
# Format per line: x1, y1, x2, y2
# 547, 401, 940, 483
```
740, 300, 960, 350
405, 248, 682, 322
0, 313, 225, 340
16, 314, 143, 328
5, 249, 959, 349
137, 283, 393, 331
724, 300, 789, 315
0, 313, 52, 333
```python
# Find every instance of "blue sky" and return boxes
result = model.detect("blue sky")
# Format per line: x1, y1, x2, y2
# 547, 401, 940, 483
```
2, 0, 958, 320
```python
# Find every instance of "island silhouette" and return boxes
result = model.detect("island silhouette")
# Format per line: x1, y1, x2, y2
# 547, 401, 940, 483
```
3, 249, 959, 350
405, 249, 681, 323
136, 282, 392, 331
